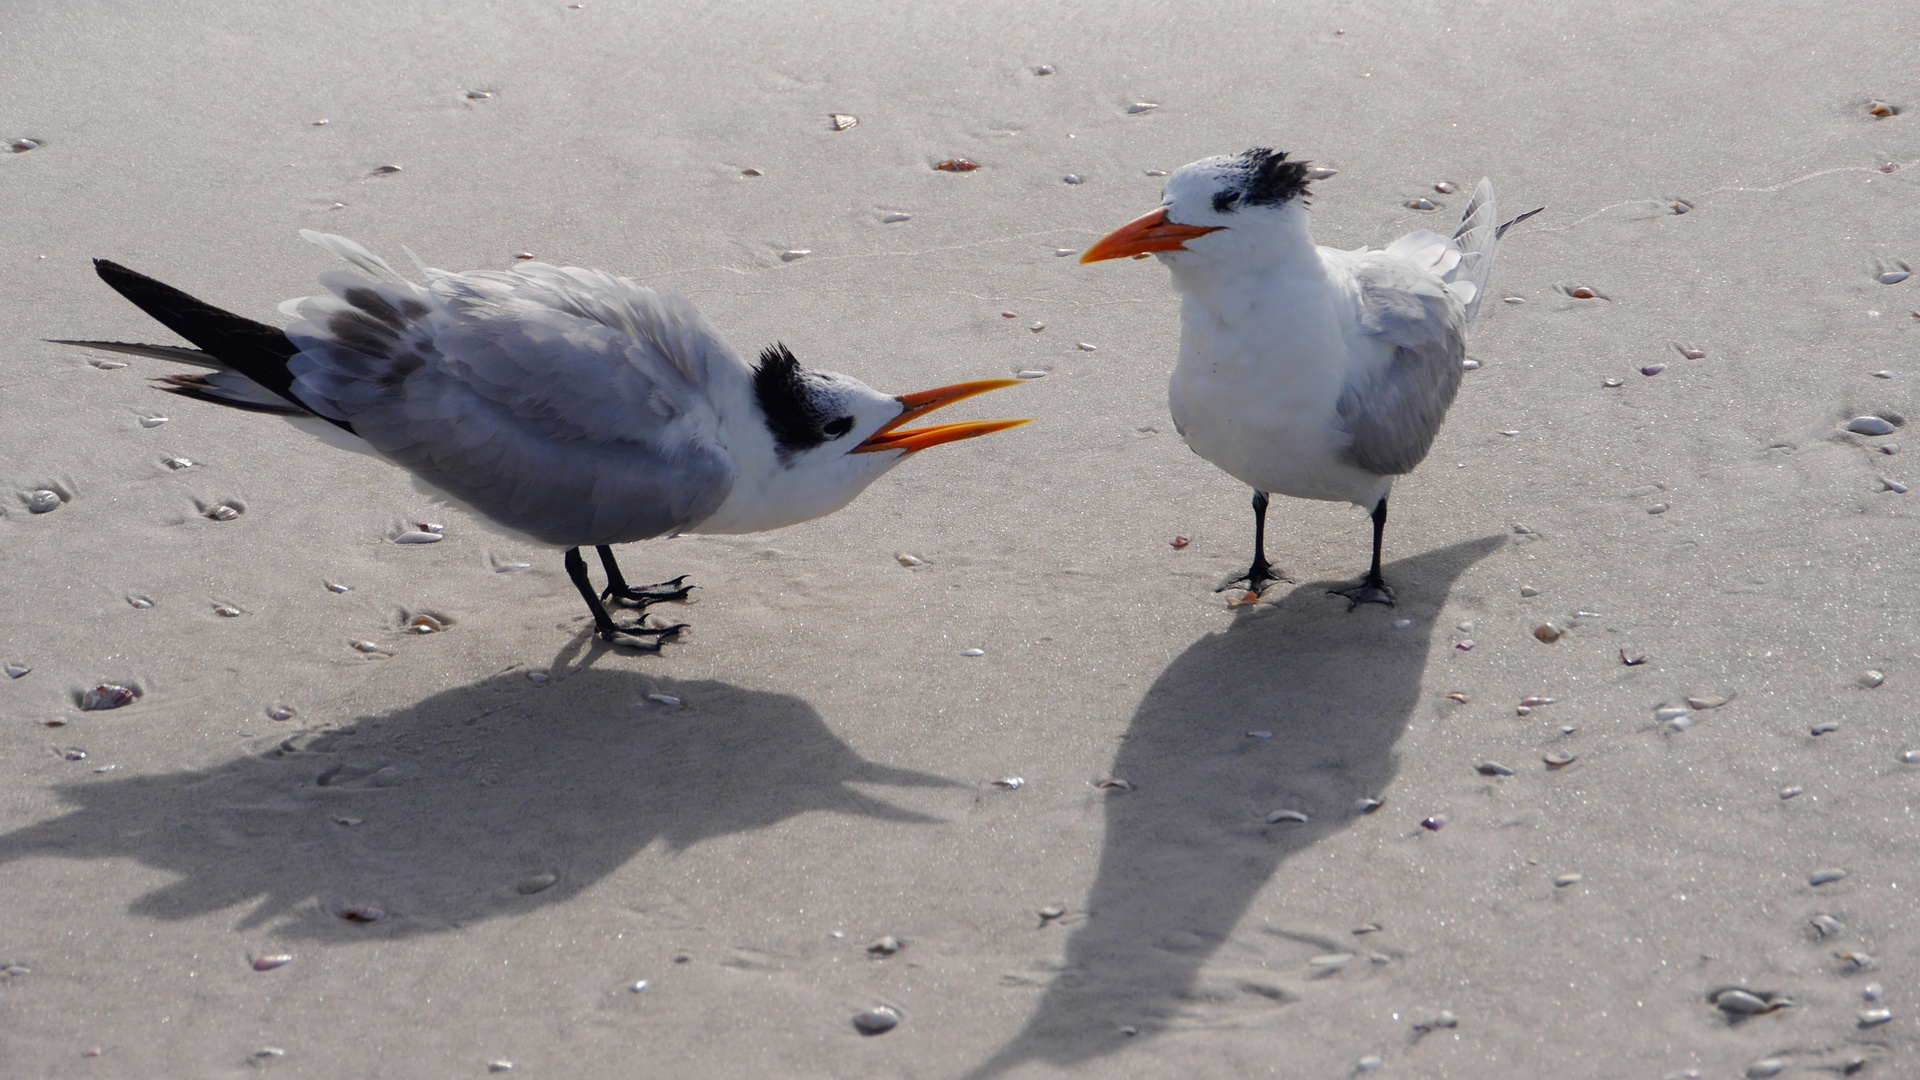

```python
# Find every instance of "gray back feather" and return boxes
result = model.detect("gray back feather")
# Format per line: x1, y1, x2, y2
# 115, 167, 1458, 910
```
1335, 256, 1467, 476
280, 234, 737, 547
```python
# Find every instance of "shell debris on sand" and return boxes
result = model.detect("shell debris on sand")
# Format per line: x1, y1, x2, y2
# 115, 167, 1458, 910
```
1553, 872, 1583, 888
1848, 416, 1897, 436
1779, 786, 1804, 800
990, 777, 1024, 789
779, 250, 811, 262
1544, 753, 1576, 769
487, 1061, 513, 1072
1405, 198, 1436, 211
1674, 343, 1707, 359
26, 490, 62, 514
516, 873, 557, 895
80, 684, 135, 711
252, 955, 293, 972
829, 114, 857, 131
1434, 180, 1457, 194
867, 936, 902, 956
1860, 1008, 1894, 1026
1533, 623, 1564, 643
960, 648, 985, 657
1810, 914, 1844, 937
1265, 809, 1310, 824
1808, 868, 1849, 886
1126, 102, 1159, 114
205, 503, 241, 521
646, 693, 681, 706
852, 1006, 899, 1035
1308, 952, 1354, 969
1307, 166, 1337, 180
1095, 778, 1133, 792
933, 158, 978, 173
1476, 762, 1514, 777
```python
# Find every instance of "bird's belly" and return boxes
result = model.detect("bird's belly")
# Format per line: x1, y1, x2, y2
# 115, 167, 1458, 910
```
1170, 363, 1386, 507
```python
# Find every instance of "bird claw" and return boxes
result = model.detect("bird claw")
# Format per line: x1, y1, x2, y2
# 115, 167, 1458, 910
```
1215, 563, 1293, 594
602, 575, 696, 609
597, 620, 689, 649
1329, 580, 1395, 611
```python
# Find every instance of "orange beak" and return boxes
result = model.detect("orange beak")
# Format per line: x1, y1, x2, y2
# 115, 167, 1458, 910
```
852, 378, 1032, 454
1079, 206, 1225, 263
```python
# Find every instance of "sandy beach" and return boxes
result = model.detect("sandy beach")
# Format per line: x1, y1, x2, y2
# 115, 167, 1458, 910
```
4, 2, 1918, 1076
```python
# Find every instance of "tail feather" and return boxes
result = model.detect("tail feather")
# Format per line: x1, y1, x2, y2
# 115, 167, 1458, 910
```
1449, 181, 1544, 327
44, 339, 222, 368
79, 260, 350, 431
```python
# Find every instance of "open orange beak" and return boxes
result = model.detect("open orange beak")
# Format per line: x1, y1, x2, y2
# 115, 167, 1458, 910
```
1079, 206, 1225, 263
852, 378, 1031, 454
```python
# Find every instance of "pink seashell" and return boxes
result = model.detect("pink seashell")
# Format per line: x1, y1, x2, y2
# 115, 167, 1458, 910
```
253, 955, 293, 971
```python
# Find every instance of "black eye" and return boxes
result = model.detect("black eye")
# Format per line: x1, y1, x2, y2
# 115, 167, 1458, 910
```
1212, 190, 1240, 214
823, 416, 854, 438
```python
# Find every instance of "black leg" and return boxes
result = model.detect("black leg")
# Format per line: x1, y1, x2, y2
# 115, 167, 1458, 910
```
596, 544, 695, 609
1216, 490, 1291, 593
566, 547, 688, 648
1330, 496, 1395, 610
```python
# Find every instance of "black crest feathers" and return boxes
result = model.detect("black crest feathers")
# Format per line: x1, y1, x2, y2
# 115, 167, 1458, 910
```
752, 343, 826, 455
1235, 148, 1312, 207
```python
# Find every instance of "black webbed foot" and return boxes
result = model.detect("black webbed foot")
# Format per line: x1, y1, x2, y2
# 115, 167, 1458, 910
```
597, 618, 690, 650
1329, 576, 1396, 611
1214, 558, 1294, 595
602, 574, 696, 609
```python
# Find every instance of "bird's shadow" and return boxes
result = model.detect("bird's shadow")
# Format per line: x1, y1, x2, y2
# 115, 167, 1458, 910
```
0, 664, 958, 941
965, 535, 1504, 1078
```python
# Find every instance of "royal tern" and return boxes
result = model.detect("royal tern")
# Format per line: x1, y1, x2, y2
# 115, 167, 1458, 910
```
57, 232, 1030, 646
1082, 148, 1539, 607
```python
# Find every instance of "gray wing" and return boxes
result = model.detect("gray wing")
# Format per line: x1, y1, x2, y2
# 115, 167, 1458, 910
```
278, 233, 737, 547
1333, 252, 1468, 477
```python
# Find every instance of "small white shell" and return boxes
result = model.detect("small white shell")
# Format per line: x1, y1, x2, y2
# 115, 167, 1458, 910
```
1553, 872, 1583, 888
1077, 342, 1097, 351
162, 457, 194, 469
324, 580, 351, 593
1654, 706, 1690, 723
26, 490, 61, 514
1848, 416, 1897, 436
206, 504, 240, 521
894, 552, 925, 567
852, 1006, 898, 1034
1863, 669, 1886, 688
780, 249, 811, 262
1461, 359, 1480, 371
881, 212, 912, 223
1126, 102, 1159, 114
646, 693, 681, 706
139, 415, 169, 428
829, 114, 857, 131
1308, 952, 1353, 968
1307, 166, 1338, 180
1265, 809, 1309, 824
960, 648, 985, 657
516, 873, 557, 895
1809, 867, 1849, 886
1859, 1008, 1893, 1026
394, 531, 442, 544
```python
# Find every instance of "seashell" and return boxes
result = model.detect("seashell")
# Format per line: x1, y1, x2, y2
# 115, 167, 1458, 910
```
1885, 480, 1909, 493
80, 684, 135, 710
1247, 730, 1272, 739
1603, 378, 1623, 388
1503, 296, 1525, 304
1357, 1056, 1383, 1073
1414, 1009, 1458, 1031
324, 580, 351, 593
1670, 198, 1693, 214
1308, 952, 1353, 968
351, 640, 383, 654
1444, 693, 1469, 704
91, 359, 127, 370
1647, 503, 1669, 514
1746, 1060, 1786, 1079
1667, 715, 1694, 732
1434, 181, 1456, 194
126, 594, 153, 609
1868, 101, 1896, 117
1476, 762, 1513, 777
779, 250, 811, 262
1170, 536, 1190, 549
1029, 322, 1045, 332
1461, 359, 1480, 371
1557, 283, 1600, 299
960, 648, 985, 657
1779, 786, 1803, 799
1307, 166, 1338, 180
1055, 249, 1074, 257
139, 415, 169, 428
1227, 589, 1263, 609
5, 663, 29, 679
1848, 416, 1896, 436
62, 748, 87, 761
1902, 749, 1920, 764
881, 212, 911, 223
9, 137, 43, 152
630, 980, 648, 992
268, 706, 295, 722
1865, 669, 1888, 688
1501, 430, 1519, 437
337, 904, 385, 922
1859, 1008, 1893, 1026
1032, 65, 1054, 76
646, 693, 681, 706
516, 873, 557, 895
1352, 923, 1382, 935
1654, 706, 1689, 723
1126, 102, 1159, 114
256, 1048, 286, 1059
867, 936, 902, 955
1455, 639, 1473, 651
1810, 914, 1843, 937
1076, 342, 1097, 351
1620, 649, 1648, 666
527, 672, 549, 685
1062, 174, 1083, 184
1687, 695, 1732, 709
335, 817, 361, 826
1532, 624, 1563, 643
393, 530, 441, 543
1390, 618, 1411, 628
1837, 951, 1877, 969
1863, 983, 1884, 1001
1405, 198, 1436, 211
991, 777, 1024, 789
1674, 344, 1706, 359
1544, 753, 1576, 769
252, 955, 293, 971
1420, 815, 1446, 831
1641, 364, 1666, 376
372, 164, 402, 174
1355, 797, 1383, 813
44, 718, 65, 728
1265, 809, 1310, 824
214, 604, 242, 617
852, 1006, 898, 1034
206, 504, 240, 521
1095, 778, 1133, 791
1520, 696, 1555, 707
1808, 867, 1848, 886
1145, 169, 1168, 177
162, 457, 193, 469
486, 1062, 512, 1073
1811, 722, 1840, 736
466, 90, 492, 99
932, 158, 979, 172
26, 490, 61, 513
1714, 989, 1768, 1014
1370, 952, 1392, 964
829, 114, 858, 131
1038, 905, 1065, 919
1553, 872, 1583, 888
409, 614, 445, 634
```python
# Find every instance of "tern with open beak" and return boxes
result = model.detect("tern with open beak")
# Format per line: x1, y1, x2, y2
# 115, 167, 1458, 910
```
57, 232, 1030, 646
1082, 149, 1539, 608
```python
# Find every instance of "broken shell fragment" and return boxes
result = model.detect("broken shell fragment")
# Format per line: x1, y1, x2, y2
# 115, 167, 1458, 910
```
252, 955, 294, 972
1544, 753, 1576, 769
324, 580, 351, 593
646, 693, 681, 706
1444, 692, 1469, 704
1475, 762, 1514, 777
268, 706, 295, 722
1265, 809, 1310, 824
1809, 867, 1849, 886
1434, 181, 1456, 194
1095, 778, 1133, 792
779, 250, 811, 262
1557, 283, 1602, 299
960, 648, 985, 657
1687, 695, 1732, 710
933, 158, 978, 172
337, 904, 385, 922
1654, 706, 1690, 723
1811, 721, 1840, 736
1461, 359, 1480, 371
881, 212, 911, 223
409, 614, 445, 634
1125, 102, 1159, 114
1553, 872, 1583, 888
1714, 989, 1769, 1015
991, 777, 1025, 789
1641, 364, 1667, 376
1062, 174, 1083, 184
1620, 649, 1648, 666
1868, 100, 1896, 117
1308, 952, 1354, 968
206, 504, 240, 521
1420, 815, 1446, 831
1603, 377, 1624, 388
1674, 343, 1706, 359
1038, 905, 1065, 919
516, 873, 557, 895
1859, 1008, 1893, 1026
852, 1007, 898, 1034
829, 114, 857, 131
393, 530, 441, 543
80, 684, 135, 711
5, 664, 29, 679
867, 935, 902, 956
1532, 623, 1563, 643
1355, 797, 1384, 813
1810, 914, 1844, 937
1780, 786, 1803, 799
894, 552, 924, 567
1170, 536, 1190, 549
371, 164, 402, 174
1405, 198, 1436, 211
162, 457, 193, 469
139, 415, 168, 428
213, 604, 242, 617
1848, 416, 1897, 436
1519, 696, 1555, 707
26, 490, 61, 514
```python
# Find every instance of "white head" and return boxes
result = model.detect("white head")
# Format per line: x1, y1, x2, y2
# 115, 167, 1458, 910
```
695, 344, 1028, 534
1080, 148, 1317, 276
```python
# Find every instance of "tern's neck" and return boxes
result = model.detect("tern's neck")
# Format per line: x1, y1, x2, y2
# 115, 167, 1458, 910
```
1168, 206, 1319, 296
